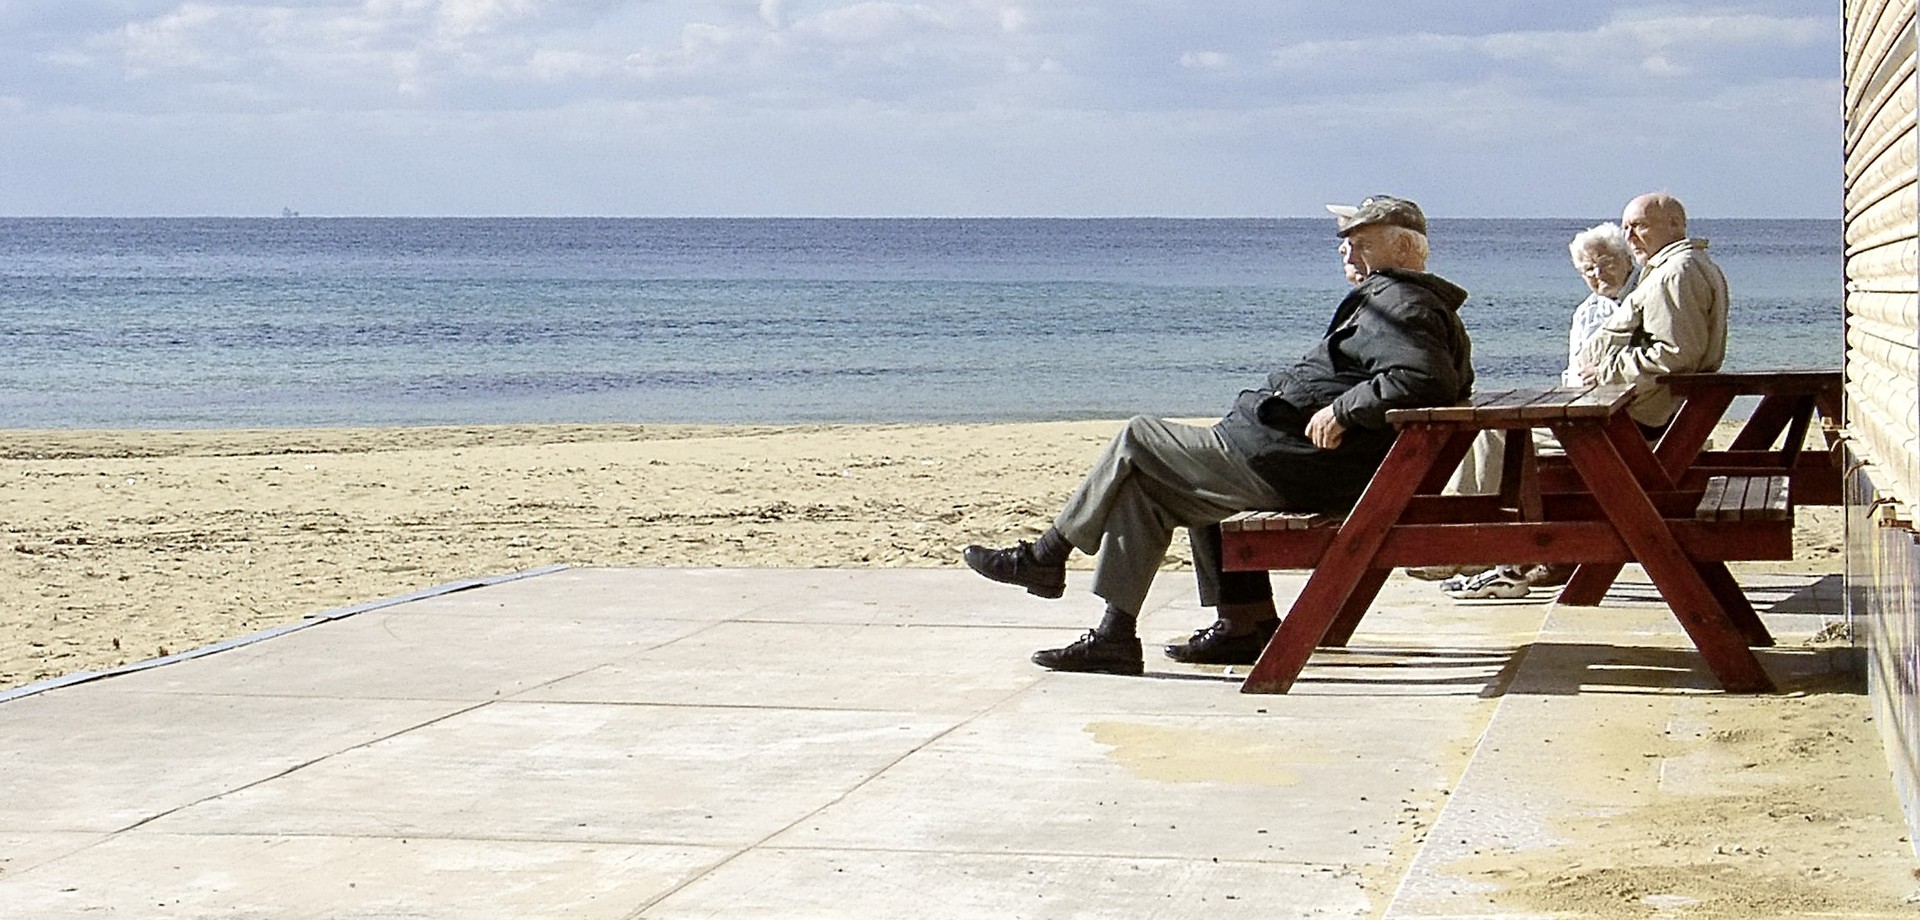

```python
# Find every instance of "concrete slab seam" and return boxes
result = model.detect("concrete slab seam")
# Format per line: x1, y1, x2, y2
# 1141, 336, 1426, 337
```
617, 680, 1038, 918
0, 564, 572, 706
1378, 633, 1545, 917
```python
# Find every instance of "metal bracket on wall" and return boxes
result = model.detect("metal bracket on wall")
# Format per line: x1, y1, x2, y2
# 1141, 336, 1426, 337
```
1868, 490, 1914, 532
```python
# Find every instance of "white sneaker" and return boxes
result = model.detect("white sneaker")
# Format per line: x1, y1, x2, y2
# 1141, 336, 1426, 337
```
1441, 566, 1531, 600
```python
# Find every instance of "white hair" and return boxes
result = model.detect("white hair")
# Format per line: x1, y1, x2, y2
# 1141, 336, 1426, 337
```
1569, 222, 1632, 264
1380, 224, 1429, 268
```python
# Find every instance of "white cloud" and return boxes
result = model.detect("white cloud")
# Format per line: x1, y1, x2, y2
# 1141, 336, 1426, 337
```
1263, 7, 1831, 92
0, 2, 1846, 216
434, 0, 547, 38
1481, 9, 1831, 81
1179, 50, 1232, 72
793, 2, 954, 43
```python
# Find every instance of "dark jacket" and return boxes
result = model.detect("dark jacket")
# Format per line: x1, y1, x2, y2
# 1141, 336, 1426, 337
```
1216, 268, 1473, 513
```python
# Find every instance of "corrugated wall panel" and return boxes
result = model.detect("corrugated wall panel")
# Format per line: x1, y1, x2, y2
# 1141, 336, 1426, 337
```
1848, 51, 1915, 165
1850, 316, 1920, 362
1848, 0, 1915, 114
1847, 236, 1920, 287
1844, 0, 1918, 506
1848, 120, 1918, 220
1845, 0, 1920, 855
1846, 331, 1919, 468
1852, 289, 1920, 327
1848, 144, 1920, 253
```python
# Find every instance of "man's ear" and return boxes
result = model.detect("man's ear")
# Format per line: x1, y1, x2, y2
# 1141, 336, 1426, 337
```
1394, 232, 1421, 266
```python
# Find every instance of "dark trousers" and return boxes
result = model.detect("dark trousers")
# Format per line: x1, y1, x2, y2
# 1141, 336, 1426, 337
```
1190, 522, 1274, 607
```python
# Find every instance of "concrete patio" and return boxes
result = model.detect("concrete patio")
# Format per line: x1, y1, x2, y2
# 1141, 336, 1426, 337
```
0, 566, 1909, 918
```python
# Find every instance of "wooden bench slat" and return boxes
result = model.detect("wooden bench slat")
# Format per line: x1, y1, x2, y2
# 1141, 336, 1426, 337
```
1738, 476, 1766, 521
1220, 510, 1340, 532
1697, 476, 1731, 521
1761, 475, 1791, 521
1694, 475, 1792, 522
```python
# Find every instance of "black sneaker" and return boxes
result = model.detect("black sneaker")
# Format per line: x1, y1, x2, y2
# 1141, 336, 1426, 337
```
1164, 618, 1280, 665
1031, 631, 1144, 675
963, 541, 1067, 599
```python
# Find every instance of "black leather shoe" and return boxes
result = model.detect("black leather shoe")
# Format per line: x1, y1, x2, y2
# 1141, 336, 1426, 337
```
1031, 631, 1144, 675
1163, 618, 1280, 665
963, 541, 1066, 599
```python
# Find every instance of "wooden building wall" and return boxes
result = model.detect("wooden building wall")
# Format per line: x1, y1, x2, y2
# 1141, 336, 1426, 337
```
1844, 0, 1920, 848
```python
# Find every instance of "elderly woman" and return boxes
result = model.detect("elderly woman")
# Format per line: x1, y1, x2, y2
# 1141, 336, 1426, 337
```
1561, 223, 1637, 384
1418, 223, 1640, 594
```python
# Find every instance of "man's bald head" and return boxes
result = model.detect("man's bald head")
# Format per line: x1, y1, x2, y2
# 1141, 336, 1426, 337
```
1621, 193, 1689, 262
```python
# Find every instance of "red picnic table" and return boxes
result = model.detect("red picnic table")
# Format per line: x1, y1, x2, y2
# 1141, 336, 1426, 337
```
1223, 382, 1800, 695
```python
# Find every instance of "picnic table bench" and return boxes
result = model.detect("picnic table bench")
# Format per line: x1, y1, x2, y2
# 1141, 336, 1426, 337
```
1219, 376, 1830, 695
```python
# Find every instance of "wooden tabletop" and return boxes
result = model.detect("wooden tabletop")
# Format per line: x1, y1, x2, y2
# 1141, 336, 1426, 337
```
1385, 384, 1634, 426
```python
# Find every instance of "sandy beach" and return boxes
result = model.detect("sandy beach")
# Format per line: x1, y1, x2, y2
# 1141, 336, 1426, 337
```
0, 420, 1121, 689
0, 418, 1844, 692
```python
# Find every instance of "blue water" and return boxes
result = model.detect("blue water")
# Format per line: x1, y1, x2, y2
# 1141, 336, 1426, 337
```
0, 217, 1842, 428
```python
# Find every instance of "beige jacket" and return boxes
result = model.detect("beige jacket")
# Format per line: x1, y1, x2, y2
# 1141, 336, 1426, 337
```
1581, 238, 1728, 427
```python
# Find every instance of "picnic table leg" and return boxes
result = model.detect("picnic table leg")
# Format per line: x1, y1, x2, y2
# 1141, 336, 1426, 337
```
1814, 387, 1844, 447
1497, 426, 1543, 521
1418, 433, 1478, 494
1655, 391, 1735, 478
1778, 407, 1813, 464
1555, 563, 1621, 606
1320, 567, 1392, 647
1559, 415, 1673, 608
1241, 425, 1455, 694
1558, 425, 1776, 693
1696, 561, 1776, 647
1730, 394, 1810, 451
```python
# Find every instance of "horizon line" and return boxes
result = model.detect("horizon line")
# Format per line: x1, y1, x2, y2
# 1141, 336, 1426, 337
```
0, 213, 1844, 221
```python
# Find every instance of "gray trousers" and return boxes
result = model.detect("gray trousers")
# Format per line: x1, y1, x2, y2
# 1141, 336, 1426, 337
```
1053, 416, 1286, 616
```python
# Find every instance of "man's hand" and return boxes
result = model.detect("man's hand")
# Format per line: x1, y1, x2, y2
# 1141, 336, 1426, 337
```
1577, 360, 1599, 385
1307, 406, 1345, 449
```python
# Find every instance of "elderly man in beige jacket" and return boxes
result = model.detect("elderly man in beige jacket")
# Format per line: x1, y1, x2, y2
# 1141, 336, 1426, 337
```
1578, 192, 1729, 431
1442, 191, 1729, 600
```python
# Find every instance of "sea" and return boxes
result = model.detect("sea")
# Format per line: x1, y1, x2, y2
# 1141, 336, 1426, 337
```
0, 217, 1841, 429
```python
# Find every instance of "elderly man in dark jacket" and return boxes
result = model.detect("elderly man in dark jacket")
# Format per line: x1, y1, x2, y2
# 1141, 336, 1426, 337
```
963, 195, 1474, 675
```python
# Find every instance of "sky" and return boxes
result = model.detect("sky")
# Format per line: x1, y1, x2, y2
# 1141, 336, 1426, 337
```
0, 1, 1843, 218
